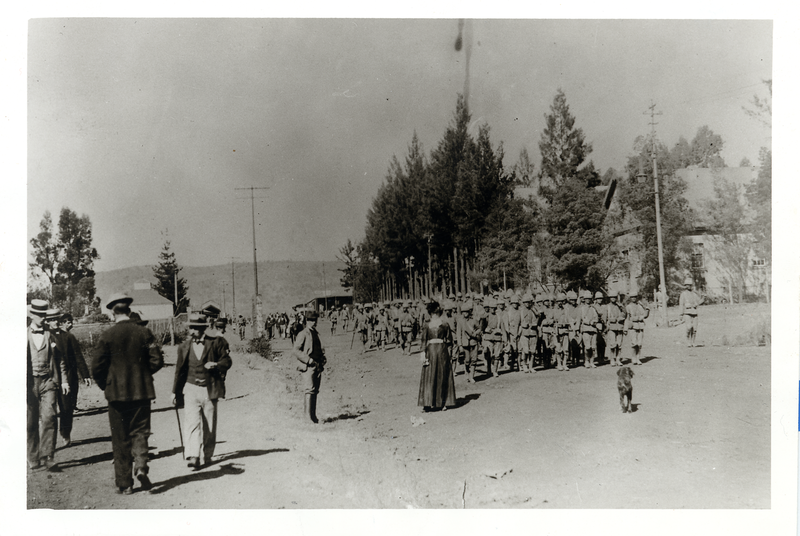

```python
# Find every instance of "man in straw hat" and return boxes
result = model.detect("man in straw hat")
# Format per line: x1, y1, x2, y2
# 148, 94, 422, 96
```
92, 293, 164, 493
27, 299, 69, 472
172, 312, 232, 470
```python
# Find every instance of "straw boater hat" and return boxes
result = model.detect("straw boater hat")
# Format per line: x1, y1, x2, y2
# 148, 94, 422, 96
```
187, 313, 208, 328
106, 292, 134, 310
28, 299, 50, 317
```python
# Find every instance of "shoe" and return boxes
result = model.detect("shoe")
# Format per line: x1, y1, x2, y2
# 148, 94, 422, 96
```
28, 462, 44, 473
186, 457, 200, 469
42, 457, 58, 472
135, 469, 152, 492
116, 486, 133, 495
60, 435, 72, 448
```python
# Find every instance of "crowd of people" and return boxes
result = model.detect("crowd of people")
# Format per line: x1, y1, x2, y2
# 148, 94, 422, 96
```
327, 278, 701, 412
26, 279, 701, 493
27, 295, 233, 495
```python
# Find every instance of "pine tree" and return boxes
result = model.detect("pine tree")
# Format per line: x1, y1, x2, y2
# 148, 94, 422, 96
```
152, 239, 189, 314
538, 88, 592, 202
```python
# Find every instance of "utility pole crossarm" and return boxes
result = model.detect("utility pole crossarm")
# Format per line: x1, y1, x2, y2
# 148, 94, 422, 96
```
235, 186, 269, 336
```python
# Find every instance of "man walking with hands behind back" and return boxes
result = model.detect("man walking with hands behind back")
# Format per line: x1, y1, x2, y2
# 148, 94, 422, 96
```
92, 293, 164, 494
173, 313, 232, 470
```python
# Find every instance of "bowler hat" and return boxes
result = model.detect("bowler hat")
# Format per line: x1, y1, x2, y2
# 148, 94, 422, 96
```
106, 292, 134, 310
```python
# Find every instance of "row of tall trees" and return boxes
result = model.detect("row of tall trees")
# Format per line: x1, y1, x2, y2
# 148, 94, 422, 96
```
340, 82, 770, 304
338, 96, 537, 302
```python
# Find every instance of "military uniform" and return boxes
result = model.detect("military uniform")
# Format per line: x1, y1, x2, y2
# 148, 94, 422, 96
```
605, 294, 627, 366
625, 295, 649, 365
679, 280, 701, 347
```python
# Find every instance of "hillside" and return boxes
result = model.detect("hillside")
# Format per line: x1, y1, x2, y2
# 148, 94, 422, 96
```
95, 260, 349, 315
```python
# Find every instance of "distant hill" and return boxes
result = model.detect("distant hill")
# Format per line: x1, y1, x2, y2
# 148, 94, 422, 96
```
95, 260, 350, 315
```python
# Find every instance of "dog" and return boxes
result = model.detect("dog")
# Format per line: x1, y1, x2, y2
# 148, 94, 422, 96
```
616, 366, 634, 413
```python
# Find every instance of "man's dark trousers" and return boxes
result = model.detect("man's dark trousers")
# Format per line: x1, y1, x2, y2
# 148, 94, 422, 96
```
108, 400, 151, 489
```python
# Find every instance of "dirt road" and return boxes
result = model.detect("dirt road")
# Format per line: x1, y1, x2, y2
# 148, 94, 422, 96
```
28, 303, 770, 509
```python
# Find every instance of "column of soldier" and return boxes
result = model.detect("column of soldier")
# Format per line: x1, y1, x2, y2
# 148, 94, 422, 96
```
27, 295, 232, 496
337, 287, 649, 377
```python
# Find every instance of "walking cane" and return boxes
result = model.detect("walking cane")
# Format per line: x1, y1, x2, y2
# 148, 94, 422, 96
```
174, 405, 184, 451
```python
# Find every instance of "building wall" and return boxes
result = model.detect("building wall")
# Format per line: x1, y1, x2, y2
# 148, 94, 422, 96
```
686, 233, 768, 301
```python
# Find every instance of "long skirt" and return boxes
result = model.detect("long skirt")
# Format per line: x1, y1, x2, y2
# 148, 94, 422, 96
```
417, 342, 457, 408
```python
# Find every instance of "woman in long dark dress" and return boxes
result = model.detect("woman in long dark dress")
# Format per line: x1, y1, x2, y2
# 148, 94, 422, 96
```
418, 300, 457, 411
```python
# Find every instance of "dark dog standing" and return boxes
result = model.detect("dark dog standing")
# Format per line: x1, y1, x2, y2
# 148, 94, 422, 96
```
617, 366, 634, 413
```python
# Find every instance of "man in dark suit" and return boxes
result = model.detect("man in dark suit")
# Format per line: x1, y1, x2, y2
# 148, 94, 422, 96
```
92, 293, 164, 495
52, 313, 92, 448
27, 300, 69, 472
172, 313, 232, 470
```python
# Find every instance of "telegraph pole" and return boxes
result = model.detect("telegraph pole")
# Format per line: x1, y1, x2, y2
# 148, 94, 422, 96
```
236, 186, 269, 336
230, 256, 240, 318
645, 102, 668, 327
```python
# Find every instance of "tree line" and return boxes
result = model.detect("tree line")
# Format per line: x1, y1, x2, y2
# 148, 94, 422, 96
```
340, 83, 772, 304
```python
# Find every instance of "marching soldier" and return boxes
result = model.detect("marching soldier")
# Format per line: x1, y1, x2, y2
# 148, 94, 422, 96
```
624, 290, 649, 365
399, 301, 415, 355
553, 293, 571, 371
353, 304, 370, 354
539, 294, 557, 369
482, 298, 503, 377
679, 277, 701, 347
374, 304, 391, 351
605, 291, 627, 366
593, 292, 607, 364
456, 301, 481, 382
579, 290, 600, 368
503, 294, 523, 372
519, 292, 537, 373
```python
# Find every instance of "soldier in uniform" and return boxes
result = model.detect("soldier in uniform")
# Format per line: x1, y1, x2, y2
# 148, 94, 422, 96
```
593, 292, 608, 365
624, 291, 649, 365
329, 306, 339, 336
519, 292, 537, 373
456, 300, 481, 382
553, 293, 571, 371
679, 278, 701, 347
482, 298, 504, 377
374, 304, 391, 351
353, 304, 370, 354
579, 290, 600, 368
605, 291, 627, 367
539, 294, 557, 369
503, 294, 523, 372
399, 301, 415, 355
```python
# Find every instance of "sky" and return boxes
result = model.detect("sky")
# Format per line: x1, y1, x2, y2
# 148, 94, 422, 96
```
26, 18, 772, 275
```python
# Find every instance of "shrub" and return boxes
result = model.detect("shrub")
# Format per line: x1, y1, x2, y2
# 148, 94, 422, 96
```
246, 335, 273, 361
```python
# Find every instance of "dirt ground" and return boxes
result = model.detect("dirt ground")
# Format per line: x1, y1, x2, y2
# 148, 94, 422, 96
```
27, 303, 770, 509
